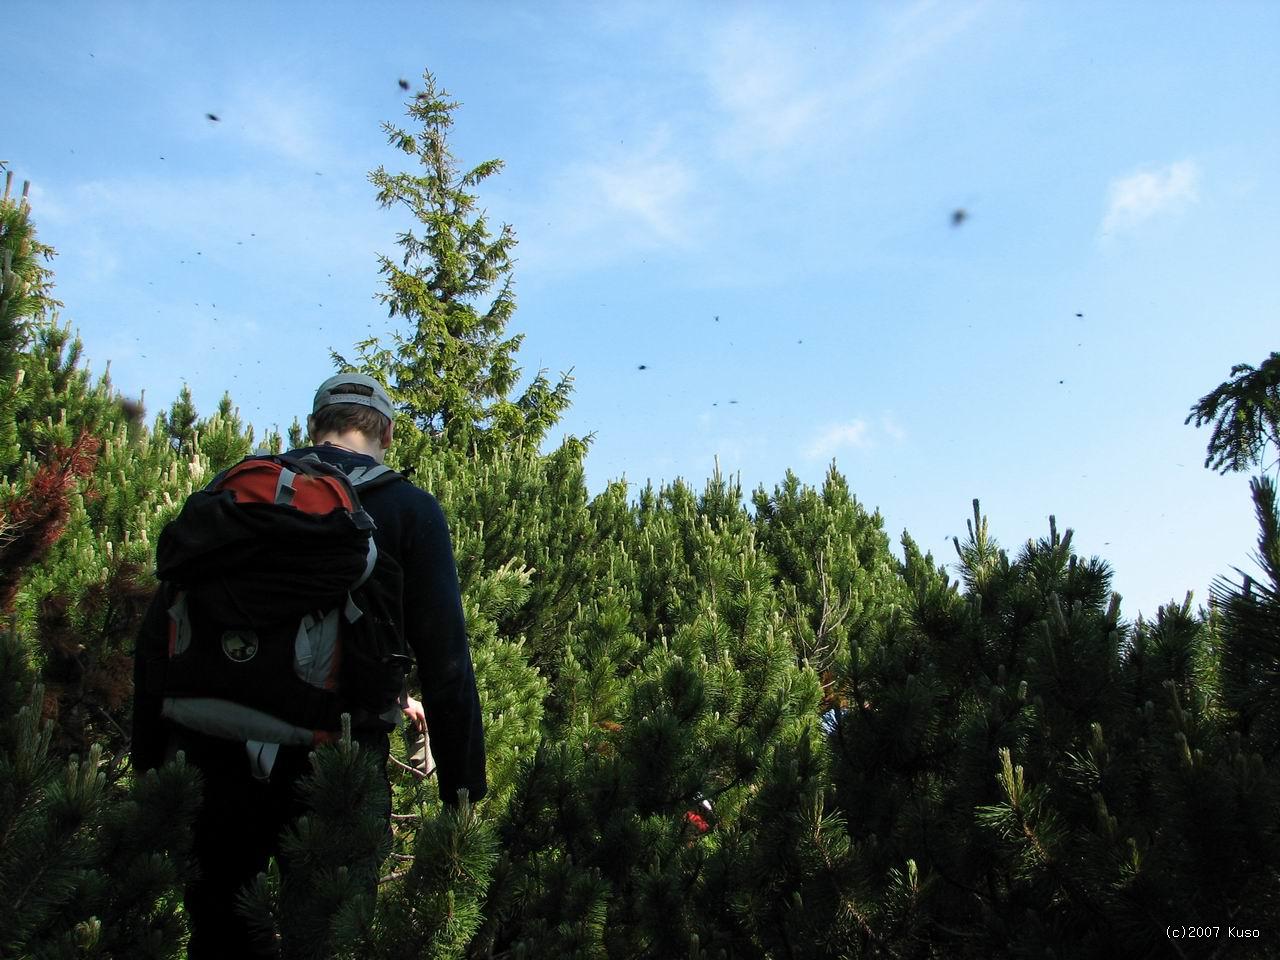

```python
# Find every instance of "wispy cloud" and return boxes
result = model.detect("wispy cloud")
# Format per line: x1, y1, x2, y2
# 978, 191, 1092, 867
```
585, 149, 695, 246
701, 1, 989, 169
513, 134, 699, 272
510, 1, 988, 275
220, 81, 339, 170
1101, 160, 1200, 235
804, 418, 871, 461
801, 413, 908, 462
703, 18, 827, 162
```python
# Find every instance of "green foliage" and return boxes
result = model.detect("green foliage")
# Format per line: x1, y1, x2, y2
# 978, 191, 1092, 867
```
331, 436, 1277, 958
462, 562, 548, 815
4, 320, 122, 480
161, 388, 252, 472
240, 717, 500, 960
751, 464, 904, 689
0, 173, 60, 470
1188, 351, 1280, 476
1214, 476, 1280, 754
159, 384, 198, 454
363, 795, 498, 959
808, 496, 1279, 956
0, 175, 58, 362
3, 380, 224, 756
348, 70, 573, 460
0, 632, 199, 960
250, 718, 392, 959
409, 442, 599, 667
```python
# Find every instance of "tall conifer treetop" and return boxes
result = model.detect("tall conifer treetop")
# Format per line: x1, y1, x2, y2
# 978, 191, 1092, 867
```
360, 71, 573, 460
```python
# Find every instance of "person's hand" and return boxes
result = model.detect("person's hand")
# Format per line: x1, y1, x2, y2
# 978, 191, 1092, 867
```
403, 695, 426, 735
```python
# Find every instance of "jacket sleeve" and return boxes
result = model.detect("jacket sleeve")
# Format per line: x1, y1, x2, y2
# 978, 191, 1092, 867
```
399, 491, 487, 806
131, 585, 172, 773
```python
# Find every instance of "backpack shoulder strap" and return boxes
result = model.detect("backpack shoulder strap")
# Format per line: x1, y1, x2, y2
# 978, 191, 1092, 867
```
265, 452, 405, 496
347, 464, 404, 492
291, 452, 399, 489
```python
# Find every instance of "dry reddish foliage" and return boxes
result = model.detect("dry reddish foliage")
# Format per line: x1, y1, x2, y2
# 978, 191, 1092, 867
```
39, 560, 154, 756
0, 430, 101, 611
0, 430, 148, 757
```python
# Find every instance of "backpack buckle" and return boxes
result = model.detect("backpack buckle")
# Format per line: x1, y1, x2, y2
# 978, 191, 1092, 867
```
274, 467, 297, 506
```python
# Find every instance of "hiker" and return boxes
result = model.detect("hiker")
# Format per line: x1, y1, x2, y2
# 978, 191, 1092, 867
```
131, 373, 486, 959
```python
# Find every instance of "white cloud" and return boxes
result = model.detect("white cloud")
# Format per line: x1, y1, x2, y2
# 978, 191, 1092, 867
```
511, 1, 988, 274
868, 0, 990, 85
223, 83, 336, 169
700, 1, 989, 169
703, 19, 827, 160
804, 418, 870, 461
1101, 160, 1200, 235
586, 151, 695, 246
513, 135, 699, 272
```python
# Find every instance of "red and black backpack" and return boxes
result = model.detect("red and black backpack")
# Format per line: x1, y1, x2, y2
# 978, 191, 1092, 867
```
145, 453, 411, 757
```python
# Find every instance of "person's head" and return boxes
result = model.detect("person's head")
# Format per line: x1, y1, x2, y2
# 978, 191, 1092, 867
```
308, 373, 395, 456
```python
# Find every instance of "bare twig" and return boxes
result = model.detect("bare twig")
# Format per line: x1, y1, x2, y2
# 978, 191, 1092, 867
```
815, 553, 854, 648
390, 754, 433, 779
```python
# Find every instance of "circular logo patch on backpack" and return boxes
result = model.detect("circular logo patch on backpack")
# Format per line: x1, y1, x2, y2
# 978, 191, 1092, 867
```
221, 629, 259, 663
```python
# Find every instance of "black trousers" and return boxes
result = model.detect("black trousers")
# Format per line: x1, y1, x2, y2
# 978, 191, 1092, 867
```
171, 727, 390, 959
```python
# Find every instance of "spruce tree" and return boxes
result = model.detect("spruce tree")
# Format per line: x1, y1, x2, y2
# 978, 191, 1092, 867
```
350, 70, 574, 462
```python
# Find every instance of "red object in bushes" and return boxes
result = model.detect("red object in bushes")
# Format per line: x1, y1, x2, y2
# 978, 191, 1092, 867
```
684, 810, 710, 833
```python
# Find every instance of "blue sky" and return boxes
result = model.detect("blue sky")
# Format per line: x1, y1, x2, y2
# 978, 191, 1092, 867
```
7, 1, 1279, 620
